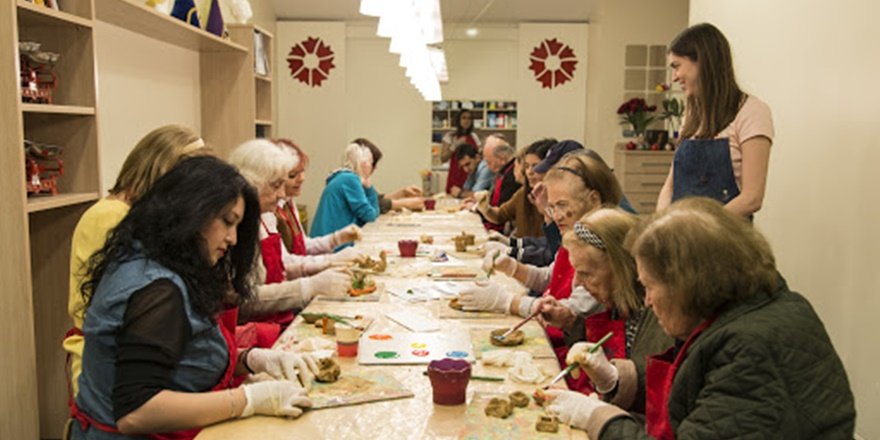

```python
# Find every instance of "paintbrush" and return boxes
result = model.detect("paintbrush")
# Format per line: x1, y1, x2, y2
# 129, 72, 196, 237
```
485, 250, 501, 278
493, 309, 541, 341
543, 331, 614, 389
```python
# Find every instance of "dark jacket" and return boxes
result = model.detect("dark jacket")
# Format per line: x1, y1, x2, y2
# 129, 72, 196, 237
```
591, 283, 856, 440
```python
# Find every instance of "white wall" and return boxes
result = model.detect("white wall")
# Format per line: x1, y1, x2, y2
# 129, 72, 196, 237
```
689, 0, 880, 437
586, 0, 689, 162
95, 22, 201, 194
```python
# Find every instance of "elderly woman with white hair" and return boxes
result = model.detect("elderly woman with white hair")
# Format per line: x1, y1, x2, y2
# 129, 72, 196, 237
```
229, 139, 350, 348
310, 138, 383, 245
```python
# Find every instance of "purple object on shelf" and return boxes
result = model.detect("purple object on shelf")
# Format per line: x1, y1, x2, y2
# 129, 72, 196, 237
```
427, 358, 471, 405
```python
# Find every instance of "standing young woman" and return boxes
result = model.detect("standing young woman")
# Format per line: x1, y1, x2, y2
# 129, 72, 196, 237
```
656, 23, 774, 217
440, 109, 481, 195
72, 157, 316, 439
65, 125, 206, 398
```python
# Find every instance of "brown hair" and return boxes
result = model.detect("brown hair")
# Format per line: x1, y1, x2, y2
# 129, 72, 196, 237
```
110, 125, 207, 202
627, 197, 778, 319
670, 23, 745, 139
274, 138, 309, 168
563, 208, 642, 317
543, 152, 623, 206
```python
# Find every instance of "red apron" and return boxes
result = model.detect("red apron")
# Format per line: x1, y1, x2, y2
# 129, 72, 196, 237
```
276, 202, 307, 256
539, 247, 576, 384
564, 311, 628, 394
445, 134, 478, 193
483, 161, 516, 232
70, 307, 240, 440
645, 319, 715, 440
237, 220, 295, 350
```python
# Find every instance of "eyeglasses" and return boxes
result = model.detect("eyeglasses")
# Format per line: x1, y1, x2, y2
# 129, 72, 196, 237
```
545, 200, 578, 219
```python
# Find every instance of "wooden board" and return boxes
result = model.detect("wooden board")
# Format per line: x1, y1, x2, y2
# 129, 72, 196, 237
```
459, 392, 571, 439
469, 325, 556, 359
308, 370, 413, 410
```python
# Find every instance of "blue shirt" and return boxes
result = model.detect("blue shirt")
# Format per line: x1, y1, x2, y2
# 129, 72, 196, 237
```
463, 159, 494, 192
311, 169, 379, 248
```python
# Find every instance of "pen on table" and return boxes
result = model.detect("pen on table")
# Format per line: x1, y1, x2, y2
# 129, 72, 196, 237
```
422, 371, 504, 382
543, 331, 614, 389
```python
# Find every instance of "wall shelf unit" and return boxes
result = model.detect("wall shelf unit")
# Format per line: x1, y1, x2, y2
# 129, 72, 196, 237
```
4, 1, 276, 438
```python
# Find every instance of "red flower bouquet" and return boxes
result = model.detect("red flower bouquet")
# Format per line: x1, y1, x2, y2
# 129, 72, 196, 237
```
617, 98, 657, 135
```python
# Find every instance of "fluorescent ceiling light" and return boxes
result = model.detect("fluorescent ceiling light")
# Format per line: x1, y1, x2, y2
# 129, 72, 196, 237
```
465, 28, 479, 37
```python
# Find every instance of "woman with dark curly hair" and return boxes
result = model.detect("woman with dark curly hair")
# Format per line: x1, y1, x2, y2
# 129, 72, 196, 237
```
71, 156, 316, 440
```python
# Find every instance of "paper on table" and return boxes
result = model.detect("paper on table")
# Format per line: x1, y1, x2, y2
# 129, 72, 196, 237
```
385, 310, 441, 332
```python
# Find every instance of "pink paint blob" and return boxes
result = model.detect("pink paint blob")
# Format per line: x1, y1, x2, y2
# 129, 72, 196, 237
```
369, 334, 393, 340
412, 349, 430, 357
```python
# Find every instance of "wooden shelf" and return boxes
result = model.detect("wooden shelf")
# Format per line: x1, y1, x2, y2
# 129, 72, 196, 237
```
486, 109, 517, 112
16, 0, 93, 28
94, 0, 246, 53
478, 127, 517, 131
21, 103, 95, 115
255, 119, 273, 126
26, 192, 99, 213
255, 74, 272, 83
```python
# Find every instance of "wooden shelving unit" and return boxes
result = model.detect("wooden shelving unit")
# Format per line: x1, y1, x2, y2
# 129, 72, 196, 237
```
4, 1, 271, 438
431, 100, 519, 147
3, 1, 101, 438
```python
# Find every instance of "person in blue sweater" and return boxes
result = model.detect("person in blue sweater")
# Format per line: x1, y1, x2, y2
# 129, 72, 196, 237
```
310, 138, 382, 246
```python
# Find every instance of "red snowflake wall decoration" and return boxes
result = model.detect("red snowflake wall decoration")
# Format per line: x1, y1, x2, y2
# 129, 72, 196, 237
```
287, 36, 336, 87
529, 38, 578, 89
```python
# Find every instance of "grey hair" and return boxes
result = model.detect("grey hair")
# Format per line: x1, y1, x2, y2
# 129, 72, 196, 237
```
342, 142, 373, 170
494, 142, 516, 160
229, 139, 298, 189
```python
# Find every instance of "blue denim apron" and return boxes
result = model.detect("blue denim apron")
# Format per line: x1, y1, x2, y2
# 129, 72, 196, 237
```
672, 138, 740, 203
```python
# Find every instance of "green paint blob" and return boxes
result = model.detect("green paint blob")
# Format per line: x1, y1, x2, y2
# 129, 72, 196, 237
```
374, 351, 400, 359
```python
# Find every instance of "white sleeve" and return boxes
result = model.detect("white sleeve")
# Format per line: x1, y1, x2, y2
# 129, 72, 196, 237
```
242, 259, 311, 317
522, 262, 553, 292
304, 233, 337, 255
282, 250, 330, 278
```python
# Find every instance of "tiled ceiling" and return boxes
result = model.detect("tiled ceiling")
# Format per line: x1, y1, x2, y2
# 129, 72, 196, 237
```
272, 0, 595, 24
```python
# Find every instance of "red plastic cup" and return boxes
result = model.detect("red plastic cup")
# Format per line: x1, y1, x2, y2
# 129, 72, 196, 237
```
424, 199, 436, 210
427, 358, 471, 405
398, 239, 419, 257
336, 327, 360, 357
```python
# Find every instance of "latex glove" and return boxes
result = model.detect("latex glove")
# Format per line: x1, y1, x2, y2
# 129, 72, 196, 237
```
482, 252, 517, 277
565, 342, 619, 394
458, 283, 513, 314
333, 225, 362, 246
481, 241, 510, 258
534, 296, 577, 329
300, 268, 350, 300
241, 380, 312, 418
247, 348, 319, 387
545, 390, 608, 431
486, 230, 508, 243
328, 246, 365, 263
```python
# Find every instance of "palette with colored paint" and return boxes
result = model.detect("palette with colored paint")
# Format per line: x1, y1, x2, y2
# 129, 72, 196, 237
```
358, 332, 475, 365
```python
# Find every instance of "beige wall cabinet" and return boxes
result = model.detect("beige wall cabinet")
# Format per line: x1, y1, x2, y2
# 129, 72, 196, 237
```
3, 1, 264, 438
614, 144, 674, 213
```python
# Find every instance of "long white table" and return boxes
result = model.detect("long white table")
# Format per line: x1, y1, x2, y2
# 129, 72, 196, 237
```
197, 209, 587, 439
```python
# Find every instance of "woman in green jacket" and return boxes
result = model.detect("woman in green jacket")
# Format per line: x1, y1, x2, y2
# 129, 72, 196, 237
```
545, 198, 855, 439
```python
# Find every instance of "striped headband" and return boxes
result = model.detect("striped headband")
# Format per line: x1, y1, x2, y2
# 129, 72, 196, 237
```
573, 221, 606, 250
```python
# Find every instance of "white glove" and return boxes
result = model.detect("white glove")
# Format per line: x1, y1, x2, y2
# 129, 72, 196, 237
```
247, 348, 319, 387
482, 253, 517, 277
328, 246, 364, 263
481, 241, 510, 258
531, 182, 549, 214
565, 342, 619, 394
486, 230, 508, 243
534, 296, 577, 329
458, 283, 513, 314
333, 225, 362, 246
545, 390, 608, 431
241, 380, 312, 418
299, 268, 350, 300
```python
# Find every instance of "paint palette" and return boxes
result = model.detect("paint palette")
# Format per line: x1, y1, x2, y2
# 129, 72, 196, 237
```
308, 370, 414, 410
469, 325, 556, 359
358, 332, 475, 365
459, 392, 571, 439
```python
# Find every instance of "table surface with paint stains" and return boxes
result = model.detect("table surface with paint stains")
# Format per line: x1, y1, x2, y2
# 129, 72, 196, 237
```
197, 210, 588, 440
